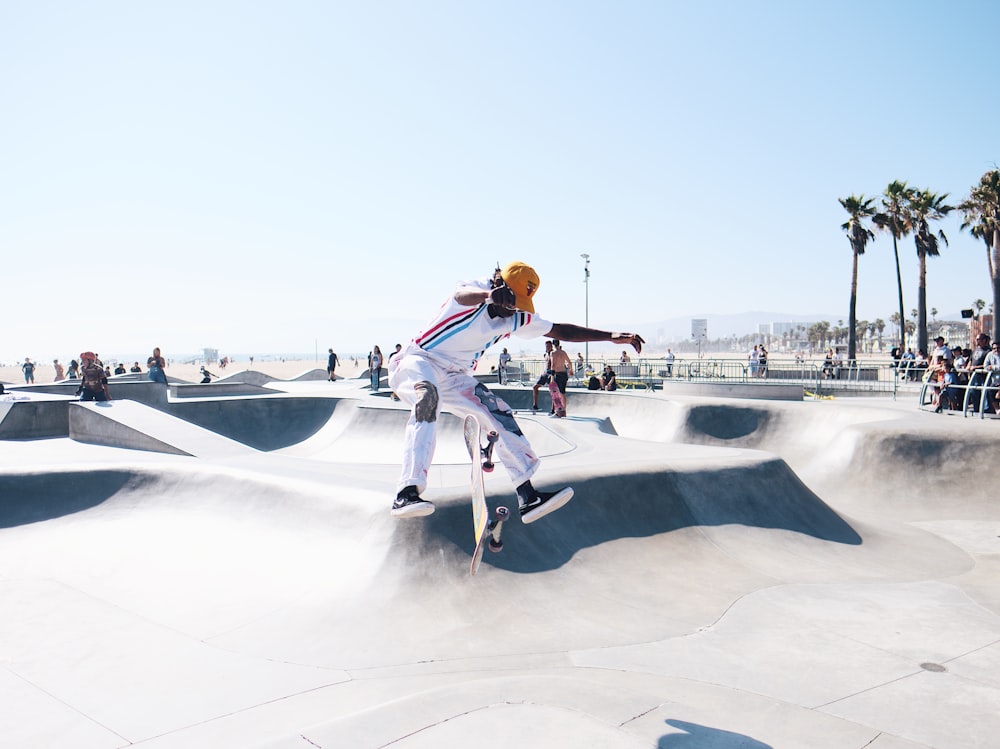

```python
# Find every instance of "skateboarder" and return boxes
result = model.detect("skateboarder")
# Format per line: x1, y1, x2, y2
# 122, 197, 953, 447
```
77, 352, 111, 402
388, 261, 644, 522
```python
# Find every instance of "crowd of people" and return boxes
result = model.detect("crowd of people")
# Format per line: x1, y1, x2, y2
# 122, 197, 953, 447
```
8, 348, 175, 401
917, 333, 1000, 414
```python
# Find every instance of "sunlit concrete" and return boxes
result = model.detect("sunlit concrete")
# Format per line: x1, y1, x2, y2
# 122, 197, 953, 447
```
1, 376, 998, 749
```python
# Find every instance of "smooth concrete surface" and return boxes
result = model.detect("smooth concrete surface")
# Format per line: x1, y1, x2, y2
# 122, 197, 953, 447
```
1, 380, 999, 749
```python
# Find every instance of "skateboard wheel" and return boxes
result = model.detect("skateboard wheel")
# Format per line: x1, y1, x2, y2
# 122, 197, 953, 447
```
486, 431, 499, 443
483, 461, 494, 472
488, 538, 504, 553
495, 506, 510, 520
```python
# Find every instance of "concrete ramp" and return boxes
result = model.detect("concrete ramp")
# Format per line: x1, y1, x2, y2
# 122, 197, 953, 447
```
0, 394, 71, 439
276, 403, 576, 464
69, 401, 256, 457
3, 386, 1000, 749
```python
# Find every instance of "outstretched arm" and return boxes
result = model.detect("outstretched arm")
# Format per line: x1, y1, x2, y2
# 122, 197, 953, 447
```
546, 323, 645, 354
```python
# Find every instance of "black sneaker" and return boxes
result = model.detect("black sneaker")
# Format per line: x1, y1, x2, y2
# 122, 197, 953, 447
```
518, 486, 574, 524
391, 486, 435, 517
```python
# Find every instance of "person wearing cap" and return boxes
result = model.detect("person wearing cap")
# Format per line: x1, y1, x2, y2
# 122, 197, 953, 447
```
930, 336, 953, 366
77, 352, 111, 402
388, 260, 644, 521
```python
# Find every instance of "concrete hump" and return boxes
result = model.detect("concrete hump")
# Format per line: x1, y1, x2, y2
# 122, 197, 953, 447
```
0, 397, 70, 439
69, 401, 256, 457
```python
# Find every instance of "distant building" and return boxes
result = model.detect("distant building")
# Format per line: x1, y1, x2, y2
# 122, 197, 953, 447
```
933, 321, 973, 350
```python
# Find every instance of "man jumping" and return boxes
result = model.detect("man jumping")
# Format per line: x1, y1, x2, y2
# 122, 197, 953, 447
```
387, 261, 644, 523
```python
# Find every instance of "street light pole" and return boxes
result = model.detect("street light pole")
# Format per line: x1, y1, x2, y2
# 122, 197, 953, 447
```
581, 253, 590, 369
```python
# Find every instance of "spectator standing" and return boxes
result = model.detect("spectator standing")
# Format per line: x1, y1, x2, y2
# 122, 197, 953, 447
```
531, 339, 555, 412
822, 349, 834, 379
984, 342, 1000, 413
327, 348, 340, 381
21, 358, 35, 384
53, 359, 65, 381
370, 345, 383, 391
498, 347, 512, 384
147, 347, 167, 383
387, 343, 403, 366
548, 340, 573, 417
930, 336, 953, 366
935, 360, 958, 412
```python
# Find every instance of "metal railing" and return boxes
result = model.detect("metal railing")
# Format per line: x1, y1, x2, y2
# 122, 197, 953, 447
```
917, 369, 1000, 418
501, 357, 932, 398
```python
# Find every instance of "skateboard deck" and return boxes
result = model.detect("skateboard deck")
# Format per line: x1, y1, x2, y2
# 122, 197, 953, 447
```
463, 415, 509, 576
548, 379, 566, 415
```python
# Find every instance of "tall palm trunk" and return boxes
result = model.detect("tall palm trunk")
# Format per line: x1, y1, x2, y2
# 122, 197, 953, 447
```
848, 251, 859, 361
993, 227, 1000, 343
917, 253, 928, 354
892, 233, 906, 350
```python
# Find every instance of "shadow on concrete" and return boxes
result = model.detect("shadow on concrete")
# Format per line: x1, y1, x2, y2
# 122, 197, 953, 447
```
169, 397, 342, 450
410, 457, 861, 575
0, 470, 136, 528
686, 404, 772, 440
659, 719, 773, 748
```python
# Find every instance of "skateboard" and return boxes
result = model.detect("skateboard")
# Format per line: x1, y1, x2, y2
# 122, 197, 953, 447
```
463, 415, 510, 576
548, 379, 566, 416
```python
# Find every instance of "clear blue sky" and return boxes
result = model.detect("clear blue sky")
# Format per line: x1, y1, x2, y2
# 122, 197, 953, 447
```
3, 1, 998, 362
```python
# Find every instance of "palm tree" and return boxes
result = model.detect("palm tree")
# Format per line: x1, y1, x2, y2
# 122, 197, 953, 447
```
839, 194, 877, 361
856, 320, 870, 354
973, 298, 986, 316
910, 188, 954, 355
874, 318, 885, 351
873, 181, 914, 350
959, 169, 1000, 342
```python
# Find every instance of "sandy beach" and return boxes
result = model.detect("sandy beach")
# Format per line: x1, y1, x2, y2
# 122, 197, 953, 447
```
1, 350, 528, 387
2, 348, 893, 388
0, 357, 367, 386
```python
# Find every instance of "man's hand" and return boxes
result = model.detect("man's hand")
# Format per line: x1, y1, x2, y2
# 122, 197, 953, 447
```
612, 332, 645, 354
489, 285, 517, 310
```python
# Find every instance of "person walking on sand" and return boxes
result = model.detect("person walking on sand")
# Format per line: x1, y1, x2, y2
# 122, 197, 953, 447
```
22, 358, 36, 384
387, 261, 644, 522
327, 348, 340, 381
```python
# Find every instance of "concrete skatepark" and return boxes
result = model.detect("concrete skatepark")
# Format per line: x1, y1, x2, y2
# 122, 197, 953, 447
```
1, 370, 999, 748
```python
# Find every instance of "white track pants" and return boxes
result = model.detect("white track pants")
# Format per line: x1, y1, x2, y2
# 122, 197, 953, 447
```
388, 349, 539, 494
